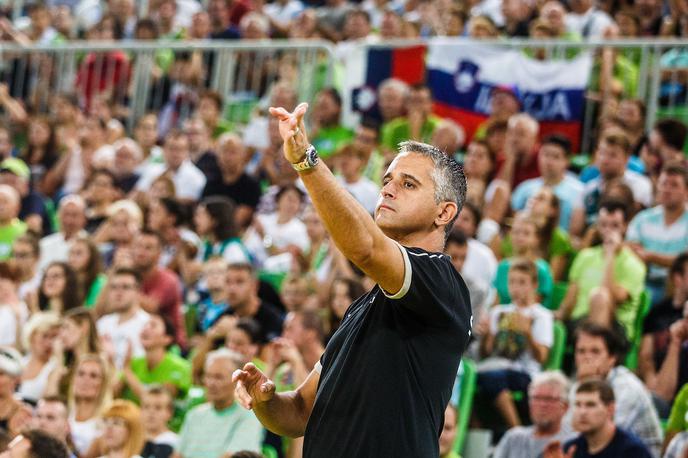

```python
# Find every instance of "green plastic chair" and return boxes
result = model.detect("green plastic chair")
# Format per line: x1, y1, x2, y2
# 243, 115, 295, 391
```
545, 282, 569, 311
624, 289, 652, 370
262, 444, 279, 458
544, 321, 567, 370
453, 358, 477, 455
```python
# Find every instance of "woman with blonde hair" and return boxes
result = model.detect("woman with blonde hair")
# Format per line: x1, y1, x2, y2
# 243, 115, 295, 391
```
17, 312, 61, 403
97, 400, 144, 458
68, 353, 113, 456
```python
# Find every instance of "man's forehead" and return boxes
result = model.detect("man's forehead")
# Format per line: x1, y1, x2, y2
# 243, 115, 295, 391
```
385, 152, 434, 179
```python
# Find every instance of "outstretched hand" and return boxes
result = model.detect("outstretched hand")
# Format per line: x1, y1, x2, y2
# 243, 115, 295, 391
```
268, 102, 310, 164
233, 362, 276, 410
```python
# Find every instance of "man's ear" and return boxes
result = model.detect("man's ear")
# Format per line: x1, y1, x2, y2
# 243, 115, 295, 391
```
435, 201, 458, 231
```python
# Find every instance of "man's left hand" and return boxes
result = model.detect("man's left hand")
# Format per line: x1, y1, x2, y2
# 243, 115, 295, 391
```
269, 102, 310, 164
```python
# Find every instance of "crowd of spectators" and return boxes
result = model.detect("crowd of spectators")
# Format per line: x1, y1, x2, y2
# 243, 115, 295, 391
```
0, 0, 686, 456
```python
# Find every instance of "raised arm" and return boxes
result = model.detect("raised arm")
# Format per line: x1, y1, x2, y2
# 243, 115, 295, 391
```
269, 104, 406, 295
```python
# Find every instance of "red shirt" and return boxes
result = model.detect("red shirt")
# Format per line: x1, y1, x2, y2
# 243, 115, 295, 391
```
141, 267, 187, 349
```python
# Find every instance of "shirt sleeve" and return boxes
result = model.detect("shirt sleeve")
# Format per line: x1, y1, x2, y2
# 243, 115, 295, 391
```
381, 244, 472, 328
532, 308, 554, 348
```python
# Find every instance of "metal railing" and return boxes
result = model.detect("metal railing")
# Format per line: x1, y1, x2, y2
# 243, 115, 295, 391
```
0, 40, 335, 131
0, 38, 686, 152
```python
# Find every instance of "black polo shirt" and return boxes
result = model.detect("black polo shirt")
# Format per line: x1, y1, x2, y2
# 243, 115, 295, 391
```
303, 245, 472, 458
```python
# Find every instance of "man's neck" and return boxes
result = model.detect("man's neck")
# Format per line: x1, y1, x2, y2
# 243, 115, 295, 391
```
141, 265, 158, 281
0, 217, 13, 226
63, 229, 80, 240
222, 169, 242, 184
146, 346, 166, 368
233, 296, 260, 317
663, 203, 686, 225
209, 289, 228, 304
390, 230, 444, 254
343, 172, 361, 184
585, 423, 616, 454
118, 304, 139, 322
212, 398, 234, 411
543, 173, 564, 187
534, 421, 561, 437
145, 426, 170, 440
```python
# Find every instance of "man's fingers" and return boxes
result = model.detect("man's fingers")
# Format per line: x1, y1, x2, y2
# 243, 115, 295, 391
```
293, 102, 308, 120
269, 106, 291, 119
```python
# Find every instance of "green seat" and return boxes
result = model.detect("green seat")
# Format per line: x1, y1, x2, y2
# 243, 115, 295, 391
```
544, 321, 567, 370
624, 289, 652, 370
545, 282, 568, 311
262, 444, 279, 458
453, 358, 477, 455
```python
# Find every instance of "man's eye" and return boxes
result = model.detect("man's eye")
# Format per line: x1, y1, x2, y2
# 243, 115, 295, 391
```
404, 182, 414, 188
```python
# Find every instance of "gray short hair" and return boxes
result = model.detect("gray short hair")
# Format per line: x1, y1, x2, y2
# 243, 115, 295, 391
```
378, 78, 409, 97
205, 348, 245, 370
397, 141, 467, 238
528, 370, 570, 401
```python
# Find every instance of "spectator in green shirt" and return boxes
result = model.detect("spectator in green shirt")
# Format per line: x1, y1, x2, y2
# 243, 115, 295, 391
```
381, 84, 442, 155
0, 184, 27, 260
556, 199, 646, 341
310, 88, 354, 159
120, 314, 191, 402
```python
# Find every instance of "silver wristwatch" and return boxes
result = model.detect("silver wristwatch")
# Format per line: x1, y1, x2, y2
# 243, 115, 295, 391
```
291, 145, 319, 172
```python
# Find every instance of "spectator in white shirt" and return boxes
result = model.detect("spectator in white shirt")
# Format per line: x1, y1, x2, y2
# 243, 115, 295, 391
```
135, 131, 206, 202
334, 144, 380, 215
564, 0, 614, 38
39, 195, 88, 271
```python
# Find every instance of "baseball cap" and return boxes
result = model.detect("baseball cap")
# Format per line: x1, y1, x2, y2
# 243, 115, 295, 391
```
0, 158, 30, 180
0, 346, 23, 377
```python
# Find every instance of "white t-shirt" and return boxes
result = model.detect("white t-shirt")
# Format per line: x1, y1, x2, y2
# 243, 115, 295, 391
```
18, 357, 56, 403
153, 430, 180, 448
96, 308, 150, 369
70, 415, 101, 456
565, 7, 613, 39
481, 302, 554, 375
135, 160, 207, 201
0, 303, 28, 346
39, 231, 89, 271
339, 177, 380, 215
463, 238, 498, 287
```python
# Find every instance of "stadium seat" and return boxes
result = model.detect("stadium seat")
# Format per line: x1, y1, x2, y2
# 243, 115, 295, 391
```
262, 444, 279, 458
544, 321, 567, 370
624, 289, 652, 370
453, 358, 477, 455
545, 282, 568, 310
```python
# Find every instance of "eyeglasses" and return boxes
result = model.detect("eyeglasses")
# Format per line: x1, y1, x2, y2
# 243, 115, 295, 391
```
109, 283, 137, 291
530, 395, 565, 403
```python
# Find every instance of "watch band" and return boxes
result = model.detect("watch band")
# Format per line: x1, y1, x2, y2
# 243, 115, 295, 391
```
292, 145, 319, 171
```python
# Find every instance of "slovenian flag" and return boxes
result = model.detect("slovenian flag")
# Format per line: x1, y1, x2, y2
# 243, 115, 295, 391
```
427, 39, 593, 151
341, 44, 426, 127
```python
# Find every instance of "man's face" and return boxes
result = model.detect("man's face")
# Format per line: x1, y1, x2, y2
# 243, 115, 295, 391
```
353, 126, 378, 156
59, 202, 86, 234
505, 120, 537, 154
572, 391, 613, 435
203, 358, 235, 404
135, 116, 158, 147
507, 270, 536, 303
108, 274, 139, 312
657, 172, 688, 210
314, 92, 340, 126
337, 151, 364, 179
184, 120, 209, 152
163, 136, 189, 170
445, 241, 467, 273
281, 313, 306, 348
0, 189, 18, 221
141, 392, 173, 431
406, 88, 432, 117
378, 85, 405, 121
376, 153, 448, 239
538, 143, 567, 179
140, 315, 169, 350
596, 208, 627, 243
217, 138, 246, 175
35, 400, 70, 441
574, 333, 616, 379
438, 405, 458, 456
0, 130, 12, 158
455, 208, 477, 238
226, 268, 255, 308
133, 234, 161, 270
529, 383, 567, 429
491, 91, 520, 118
595, 141, 627, 178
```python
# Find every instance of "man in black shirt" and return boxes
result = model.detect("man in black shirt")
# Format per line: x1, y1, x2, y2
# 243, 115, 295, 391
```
233, 103, 471, 457
544, 379, 652, 458
201, 134, 261, 229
